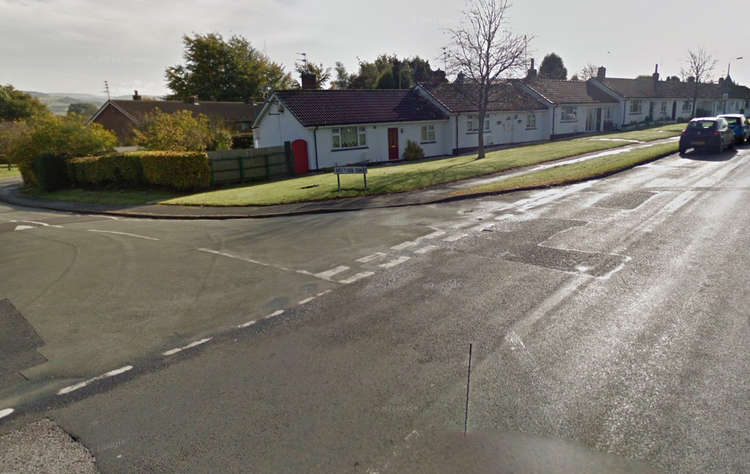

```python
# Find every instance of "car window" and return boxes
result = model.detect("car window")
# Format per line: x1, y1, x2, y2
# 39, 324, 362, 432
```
724, 117, 739, 125
689, 120, 716, 129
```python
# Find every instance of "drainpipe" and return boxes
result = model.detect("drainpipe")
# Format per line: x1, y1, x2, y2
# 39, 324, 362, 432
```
551, 105, 556, 138
313, 126, 320, 170
454, 114, 459, 154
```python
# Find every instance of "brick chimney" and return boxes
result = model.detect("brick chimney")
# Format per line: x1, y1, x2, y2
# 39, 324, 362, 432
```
132, 90, 141, 101
687, 76, 695, 83
652, 64, 660, 82
597, 66, 606, 80
526, 58, 537, 81
301, 72, 316, 90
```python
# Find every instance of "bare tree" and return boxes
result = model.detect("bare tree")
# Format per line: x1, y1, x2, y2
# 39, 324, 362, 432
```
579, 63, 599, 80
681, 48, 717, 117
445, 0, 530, 158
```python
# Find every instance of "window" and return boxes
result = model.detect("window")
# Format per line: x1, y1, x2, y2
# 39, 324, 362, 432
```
605, 107, 612, 120
238, 122, 251, 131
332, 126, 366, 149
526, 114, 536, 129
560, 106, 577, 122
421, 125, 436, 142
630, 100, 642, 114
682, 101, 692, 112
467, 116, 490, 132
660, 102, 667, 114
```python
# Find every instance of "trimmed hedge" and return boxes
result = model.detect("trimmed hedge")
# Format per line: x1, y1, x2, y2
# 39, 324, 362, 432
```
33, 153, 69, 191
67, 151, 210, 191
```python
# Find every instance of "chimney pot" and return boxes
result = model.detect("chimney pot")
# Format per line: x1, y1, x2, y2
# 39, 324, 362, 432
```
132, 90, 141, 101
301, 72, 316, 90
652, 64, 660, 82
597, 66, 606, 80
186, 95, 199, 105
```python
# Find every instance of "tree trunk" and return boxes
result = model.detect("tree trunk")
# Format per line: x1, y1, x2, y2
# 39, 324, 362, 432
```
477, 112, 485, 159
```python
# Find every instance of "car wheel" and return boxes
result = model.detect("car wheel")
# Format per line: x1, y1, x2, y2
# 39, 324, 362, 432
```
679, 148, 686, 156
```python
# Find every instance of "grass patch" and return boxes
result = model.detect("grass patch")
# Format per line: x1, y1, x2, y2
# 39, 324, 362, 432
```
454, 141, 679, 196
164, 124, 683, 207
29, 188, 178, 206
0, 165, 21, 180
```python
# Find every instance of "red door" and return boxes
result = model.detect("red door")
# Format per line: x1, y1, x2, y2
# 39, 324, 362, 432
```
388, 128, 399, 160
291, 139, 309, 174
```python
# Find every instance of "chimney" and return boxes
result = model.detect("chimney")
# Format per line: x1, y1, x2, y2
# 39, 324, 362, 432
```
652, 64, 660, 82
597, 66, 606, 80
186, 95, 199, 105
455, 72, 465, 86
526, 58, 537, 81
687, 76, 695, 83
132, 90, 141, 101
301, 72, 316, 90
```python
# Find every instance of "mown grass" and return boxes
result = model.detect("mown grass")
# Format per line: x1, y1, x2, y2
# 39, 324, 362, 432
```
0, 165, 21, 180
164, 124, 683, 206
31, 188, 177, 206
453, 141, 679, 196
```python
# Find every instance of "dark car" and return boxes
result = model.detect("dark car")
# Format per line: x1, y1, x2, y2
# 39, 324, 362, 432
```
679, 117, 735, 154
718, 114, 749, 144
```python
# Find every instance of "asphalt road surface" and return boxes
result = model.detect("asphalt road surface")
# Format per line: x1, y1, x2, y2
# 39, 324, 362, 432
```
1, 145, 749, 473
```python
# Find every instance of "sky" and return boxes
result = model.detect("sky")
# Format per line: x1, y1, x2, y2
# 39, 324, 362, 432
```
1, 0, 748, 97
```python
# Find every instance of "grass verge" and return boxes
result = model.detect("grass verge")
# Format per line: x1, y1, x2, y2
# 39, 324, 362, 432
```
164, 124, 684, 206
0, 165, 21, 180
453, 141, 679, 196
29, 188, 178, 206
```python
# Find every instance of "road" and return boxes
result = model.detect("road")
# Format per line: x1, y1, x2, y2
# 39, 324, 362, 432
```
1, 145, 749, 472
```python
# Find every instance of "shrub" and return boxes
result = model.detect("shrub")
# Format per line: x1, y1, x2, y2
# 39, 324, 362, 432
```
33, 153, 69, 191
67, 153, 144, 187
138, 151, 210, 190
134, 109, 231, 152
231, 133, 254, 149
403, 140, 424, 161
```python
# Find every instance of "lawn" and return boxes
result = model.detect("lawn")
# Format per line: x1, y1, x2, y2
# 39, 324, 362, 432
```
454, 141, 679, 196
0, 165, 21, 180
31, 188, 177, 206
164, 124, 684, 207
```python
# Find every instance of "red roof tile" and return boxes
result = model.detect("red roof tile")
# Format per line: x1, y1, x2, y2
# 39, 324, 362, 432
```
425, 82, 547, 112
109, 100, 259, 123
524, 79, 618, 104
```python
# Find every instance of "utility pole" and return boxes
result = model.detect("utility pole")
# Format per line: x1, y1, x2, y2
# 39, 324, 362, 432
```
103, 81, 110, 101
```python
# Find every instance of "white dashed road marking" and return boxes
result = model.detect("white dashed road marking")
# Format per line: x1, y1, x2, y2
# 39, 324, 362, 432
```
0, 408, 14, 419
379, 256, 411, 269
14, 225, 34, 231
57, 365, 133, 395
264, 309, 285, 320
89, 229, 159, 241
339, 271, 375, 284
421, 230, 447, 239
314, 265, 350, 280
414, 245, 438, 255
11, 220, 62, 228
443, 233, 468, 242
356, 252, 386, 263
391, 240, 418, 251
162, 338, 212, 356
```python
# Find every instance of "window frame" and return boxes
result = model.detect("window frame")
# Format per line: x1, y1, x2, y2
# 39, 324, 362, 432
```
525, 113, 536, 130
467, 115, 490, 133
331, 126, 367, 150
420, 124, 436, 143
560, 106, 577, 122
630, 100, 643, 114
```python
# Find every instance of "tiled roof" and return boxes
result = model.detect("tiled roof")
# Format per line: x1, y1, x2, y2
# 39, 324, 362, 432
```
524, 79, 618, 104
273, 89, 447, 127
598, 77, 722, 99
425, 82, 547, 113
109, 100, 259, 123
729, 84, 750, 99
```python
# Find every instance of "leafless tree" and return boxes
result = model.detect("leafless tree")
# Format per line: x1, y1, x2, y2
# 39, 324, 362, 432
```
579, 63, 599, 80
681, 48, 717, 117
445, 0, 530, 158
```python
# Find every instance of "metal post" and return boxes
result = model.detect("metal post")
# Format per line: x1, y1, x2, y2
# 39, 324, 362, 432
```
238, 156, 244, 183
363, 172, 367, 190
464, 343, 473, 435
284, 141, 294, 176
337, 173, 341, 191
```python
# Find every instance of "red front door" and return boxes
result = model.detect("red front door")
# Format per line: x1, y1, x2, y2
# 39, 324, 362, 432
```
388, 128, 399, 160
291, 139, 309, 174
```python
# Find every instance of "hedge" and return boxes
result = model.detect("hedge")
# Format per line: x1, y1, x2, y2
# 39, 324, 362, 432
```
66, 151, 210, 191
33, 154, 69, 191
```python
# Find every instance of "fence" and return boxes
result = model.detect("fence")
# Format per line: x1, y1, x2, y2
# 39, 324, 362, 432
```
208, 143, 294, 187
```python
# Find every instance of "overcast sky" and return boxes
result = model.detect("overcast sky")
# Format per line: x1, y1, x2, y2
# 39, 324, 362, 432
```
1, 0, 747, 97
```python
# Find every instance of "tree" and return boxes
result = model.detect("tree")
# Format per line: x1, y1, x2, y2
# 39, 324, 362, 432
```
579, 63, 599, 80
67, 102, 99, 119
165, 33, 295, 101
539, 53, 567, 80
330, 62, 351, 89
295, 62, 331, 89
0, 85, 48, 121
680, 48, 718, 117
570, 74, 580, 81
347, 55, 447, 89
133, 109, 231, 152
445, 0, 529, 158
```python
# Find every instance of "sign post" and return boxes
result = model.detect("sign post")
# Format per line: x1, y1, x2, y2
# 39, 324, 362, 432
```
334, 166, 368, 191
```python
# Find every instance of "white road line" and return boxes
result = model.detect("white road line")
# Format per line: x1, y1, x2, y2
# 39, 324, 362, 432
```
264, 309, 285, 320
356, 252, 387, 263
0, 408, 14, 419
298, 296, 316, 305
443, 233, 468, 242
316, 289, 332, 297
14, 225, 34, 231
391, 240, 419, 251
89, 229, 159, 241
57, 365, 133, 395
414, 245, 439, 255
162, 338, 212, 356
339, 271, 375, 284
314, 265, 350, 280
379, 256, 411, 269
11, 220, 63, 228
238, 320, 257, 328
421, 230, 447, 239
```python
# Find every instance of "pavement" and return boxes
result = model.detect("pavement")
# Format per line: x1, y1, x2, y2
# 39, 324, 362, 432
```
0, 143, 748, 472
0, 136, 678, 219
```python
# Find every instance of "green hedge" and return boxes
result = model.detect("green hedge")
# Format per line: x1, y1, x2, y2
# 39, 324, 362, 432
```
67, 151, 210, 191
33, 153, 70, 191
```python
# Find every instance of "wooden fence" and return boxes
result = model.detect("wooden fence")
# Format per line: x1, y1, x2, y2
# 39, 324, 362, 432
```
208, 143, 294, 187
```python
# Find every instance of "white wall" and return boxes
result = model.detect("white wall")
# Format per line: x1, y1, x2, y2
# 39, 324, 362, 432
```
455, 110, 550, 150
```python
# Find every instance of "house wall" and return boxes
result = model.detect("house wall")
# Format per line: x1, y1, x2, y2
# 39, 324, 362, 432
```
551, 104, 616, 135
92, 104, 137, 145
454, 110, 551, 151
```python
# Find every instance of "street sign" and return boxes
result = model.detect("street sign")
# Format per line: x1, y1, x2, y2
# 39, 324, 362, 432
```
334, 166, 368, 191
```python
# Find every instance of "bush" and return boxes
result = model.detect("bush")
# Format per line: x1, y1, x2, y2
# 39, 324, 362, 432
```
231, 134, 254, 149
33, 154, 69, 191
403, 140, 424, 161
134, 109, 231, 152
67, 153, 144, 187
138, 151, 210, 190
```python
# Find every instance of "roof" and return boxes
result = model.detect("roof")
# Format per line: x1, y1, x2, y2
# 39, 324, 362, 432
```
271, 89, 447, 127
729, 84, 750, 99
99, 100, 259, 124
524, 79, 618, 104
424, 82, 547, 113
598, 77, 722, 99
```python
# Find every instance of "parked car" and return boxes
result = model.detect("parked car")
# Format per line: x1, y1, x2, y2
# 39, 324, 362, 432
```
679, 117, 735, 154
717, 114, 749, 144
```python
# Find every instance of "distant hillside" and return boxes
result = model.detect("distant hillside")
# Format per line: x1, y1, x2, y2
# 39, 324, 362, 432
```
23, 91, 164, 115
